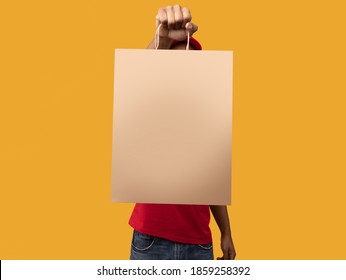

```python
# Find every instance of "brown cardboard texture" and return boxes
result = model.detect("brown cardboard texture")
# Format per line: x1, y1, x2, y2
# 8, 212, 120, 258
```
112, 49, 233, 205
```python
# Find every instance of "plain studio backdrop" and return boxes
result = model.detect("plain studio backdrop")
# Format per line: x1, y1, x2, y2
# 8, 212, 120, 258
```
1, 0, 346, 259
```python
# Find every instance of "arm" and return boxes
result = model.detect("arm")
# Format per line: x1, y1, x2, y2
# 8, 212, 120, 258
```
210, 205, 236, 260
147, 5, 198, 49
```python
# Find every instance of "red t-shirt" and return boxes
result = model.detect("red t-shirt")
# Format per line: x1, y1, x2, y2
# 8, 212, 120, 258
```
129, 203, 212, 244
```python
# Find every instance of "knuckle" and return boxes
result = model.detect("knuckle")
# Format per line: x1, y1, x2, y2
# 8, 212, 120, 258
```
157, 9, 167, 21
183, 7, 190, 14
158, 8, 165, 16
175, 15, 183, 22
157, 9, 164, 16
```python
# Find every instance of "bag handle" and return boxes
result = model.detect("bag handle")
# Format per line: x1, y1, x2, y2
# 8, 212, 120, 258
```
155, 23, 190, 50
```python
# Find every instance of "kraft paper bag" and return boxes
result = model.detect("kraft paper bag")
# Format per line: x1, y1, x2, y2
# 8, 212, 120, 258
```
112, 49, 233, 205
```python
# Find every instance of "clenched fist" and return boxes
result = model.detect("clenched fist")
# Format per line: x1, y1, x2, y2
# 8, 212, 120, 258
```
148, 5, 198, 49
156, 5, 198, 41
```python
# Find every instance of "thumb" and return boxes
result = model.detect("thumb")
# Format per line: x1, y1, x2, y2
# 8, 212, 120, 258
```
185, 22, 198, 36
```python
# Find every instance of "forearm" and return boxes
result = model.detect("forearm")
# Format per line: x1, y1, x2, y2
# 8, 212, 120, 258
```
210, 205, 232, 236
147, 36, 174, 49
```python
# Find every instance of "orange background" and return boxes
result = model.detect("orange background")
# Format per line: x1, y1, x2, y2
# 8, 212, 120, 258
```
1, 0, 345, 259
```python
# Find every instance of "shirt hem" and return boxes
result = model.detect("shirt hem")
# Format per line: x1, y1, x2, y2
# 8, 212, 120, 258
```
129, 222, 212, 245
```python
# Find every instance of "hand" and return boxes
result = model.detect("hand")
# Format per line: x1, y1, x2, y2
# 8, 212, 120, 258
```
156, 5, 198, 41
217, 234, 236, 260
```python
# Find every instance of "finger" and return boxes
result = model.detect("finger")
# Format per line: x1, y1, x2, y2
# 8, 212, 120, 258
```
185, 22, 198, 36
181, 7, 192, 28
166, 6, 175, 29
173, 4, 183, 29
157, 8, 168, 26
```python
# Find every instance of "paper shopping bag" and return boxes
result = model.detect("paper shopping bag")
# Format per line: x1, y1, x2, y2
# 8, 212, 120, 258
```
111, 49, 233, 205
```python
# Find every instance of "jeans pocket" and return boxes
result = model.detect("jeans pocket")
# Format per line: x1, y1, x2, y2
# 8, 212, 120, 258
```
197, 242, 213, 250
131, 230, 156, 252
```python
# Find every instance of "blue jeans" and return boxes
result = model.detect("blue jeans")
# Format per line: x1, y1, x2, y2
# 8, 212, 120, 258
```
130, 230, 214, 260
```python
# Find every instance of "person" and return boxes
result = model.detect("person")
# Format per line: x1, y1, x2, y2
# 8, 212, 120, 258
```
129, 5, 236, 260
